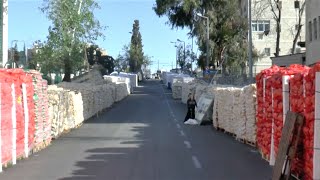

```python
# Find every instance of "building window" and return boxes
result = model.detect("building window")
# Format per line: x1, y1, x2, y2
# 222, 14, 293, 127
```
265, 48, 271, 56
252, 21, 257, 31
314, 18, 317, 40
309, 21, 312, 41
252, 20, 270, 32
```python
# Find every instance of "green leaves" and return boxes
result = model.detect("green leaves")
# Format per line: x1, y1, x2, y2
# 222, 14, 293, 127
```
38, 0, 104, 81
129, 20, 144, 72
154, 0, 249, 73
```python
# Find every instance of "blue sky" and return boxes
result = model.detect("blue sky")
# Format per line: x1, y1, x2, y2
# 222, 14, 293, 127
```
9, 0, 197, 73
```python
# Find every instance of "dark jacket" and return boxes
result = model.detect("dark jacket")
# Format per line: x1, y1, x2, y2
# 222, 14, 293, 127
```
187, 99, 197, 109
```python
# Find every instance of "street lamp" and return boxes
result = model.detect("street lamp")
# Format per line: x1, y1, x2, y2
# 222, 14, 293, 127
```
170, 41, 178, 69
196, 13, 210, 69
177, 39, 186, 70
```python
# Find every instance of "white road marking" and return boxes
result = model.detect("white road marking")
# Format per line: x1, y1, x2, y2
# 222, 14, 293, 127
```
184, 141, 192, 149
180, 130, 186, 136
192, 156, 202, 169
174, 118, 178, 122
176, 124, 181, 129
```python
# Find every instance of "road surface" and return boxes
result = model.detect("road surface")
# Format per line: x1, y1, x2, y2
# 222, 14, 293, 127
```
0, 80, 271, 180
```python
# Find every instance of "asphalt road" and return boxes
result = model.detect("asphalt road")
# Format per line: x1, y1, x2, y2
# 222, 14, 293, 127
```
0, 80, 272, 180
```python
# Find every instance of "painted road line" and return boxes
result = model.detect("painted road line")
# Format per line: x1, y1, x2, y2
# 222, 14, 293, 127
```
192, 156, 202, 169
180, 130, 186, 136
176, 124, 181, 129
184, 140, 192, 149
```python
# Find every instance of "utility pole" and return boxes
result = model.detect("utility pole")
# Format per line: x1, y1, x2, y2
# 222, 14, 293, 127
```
206, 17, 209, 68
248, 0, 253, 82
196, 13, 210, 68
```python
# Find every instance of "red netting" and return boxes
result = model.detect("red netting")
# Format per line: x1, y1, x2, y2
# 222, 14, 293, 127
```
0, 69, 36, 164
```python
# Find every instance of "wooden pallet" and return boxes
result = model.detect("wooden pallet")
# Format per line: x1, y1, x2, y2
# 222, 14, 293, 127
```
272, 112, 304, 180
237, 138, 245, 144
236, 138, 257, 148
224, 131, 237, 138
32, 140, 51, 154
290, 173, 302, 180
215, 127, 225, 132
259, 149, 270, 162
245, 140, 257, 148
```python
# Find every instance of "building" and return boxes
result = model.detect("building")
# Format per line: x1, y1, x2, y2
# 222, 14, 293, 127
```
1, 0, 8, 67
271, 53, 305, 67
305, 0, 320, 65
240, 0, 306, 73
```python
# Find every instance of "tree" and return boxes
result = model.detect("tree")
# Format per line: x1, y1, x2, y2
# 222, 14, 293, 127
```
115, 45, 130, 72
291, 0, 305, 54
129, 20, 144, 73
13, 43, 20, 63
269, 0, 282, 57
154, 0, 248, 73
41, 0, 104, 82
177, 44, 186, 69
86, 44, 99, 65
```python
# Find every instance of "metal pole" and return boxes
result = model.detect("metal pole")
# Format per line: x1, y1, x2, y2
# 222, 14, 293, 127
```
191, 36, 193, 71
183, 41, 186, 70
206, 17, 210, 68
248, 0, 253, 81
25, 42, 28, 68
176, 46, 178, 69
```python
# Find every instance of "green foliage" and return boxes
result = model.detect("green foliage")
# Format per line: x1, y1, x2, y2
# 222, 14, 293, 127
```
39, 0, 104, 81
86, 44, 100, 65
114, 45, 130, 72
154, 0, 249, 74
129, 20, 144, 72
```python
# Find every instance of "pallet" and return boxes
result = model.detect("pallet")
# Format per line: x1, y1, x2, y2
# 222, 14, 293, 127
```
236, 138, 245, 143
32, 140, 51, 154
236, 138, 257, 148
224, 131, 237, 138
259, 149, 270, 162
215, 127, 225, 132
290, 173, 302, 180
245, 140, 257, 148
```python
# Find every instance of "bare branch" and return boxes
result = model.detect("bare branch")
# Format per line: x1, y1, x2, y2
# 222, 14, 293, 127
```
269, 0, 279, 20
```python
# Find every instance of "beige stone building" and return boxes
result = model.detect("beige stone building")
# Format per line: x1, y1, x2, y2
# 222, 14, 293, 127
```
306, 0, 320, 65
239, 0, 306, 73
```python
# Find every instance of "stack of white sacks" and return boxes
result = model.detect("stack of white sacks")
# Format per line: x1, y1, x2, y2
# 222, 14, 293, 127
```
243, 84, 257, 142
118, 72, 138, 88
232, 87, 246, 139
181, 79, 208, 104
48, 70, 130, 138
172, 76, 194, 99
212, 84, 257, 142
103, 75, 131, 99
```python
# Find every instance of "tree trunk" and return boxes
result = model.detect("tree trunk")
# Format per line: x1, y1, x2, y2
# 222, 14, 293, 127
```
62, 58, 72, 82
275, 9, 281, 57
291, 25, 302, 54
291, 2, 305, 54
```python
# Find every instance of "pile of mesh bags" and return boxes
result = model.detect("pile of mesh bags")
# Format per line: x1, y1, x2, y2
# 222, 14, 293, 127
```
172, 77, 195, 99
212, 84, 256, 143
48, 82, 118, 138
